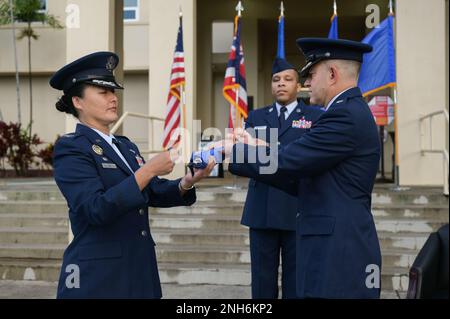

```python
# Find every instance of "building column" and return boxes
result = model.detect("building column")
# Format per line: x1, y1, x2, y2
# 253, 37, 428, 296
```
148, 0, 196, 177
396, 0, 448, 186
64, 0, 123, 242
65, 0, 124, 133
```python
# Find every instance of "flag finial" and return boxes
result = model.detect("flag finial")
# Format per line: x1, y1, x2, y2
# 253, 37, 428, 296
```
280, 1, 285, 17
388, 0, 394, 15
236, 1, 244, 17
333, 0, 337, 16
179, 5, 183, 18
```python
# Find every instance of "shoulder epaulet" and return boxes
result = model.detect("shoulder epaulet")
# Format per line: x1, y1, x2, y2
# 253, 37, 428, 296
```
60, 132, 80, 139
114, 135, 131, 142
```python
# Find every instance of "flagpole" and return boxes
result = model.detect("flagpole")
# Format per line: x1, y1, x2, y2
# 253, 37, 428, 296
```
393, 87, 400, 187
180, 10, 188, 169
235, 1, 243, 129
388, 1, 398, 186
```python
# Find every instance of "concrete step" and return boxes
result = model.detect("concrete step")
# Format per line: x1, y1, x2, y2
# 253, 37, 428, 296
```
372, 190, 449, 206
150, 204, 244, 216
0, 227, 68, 245
152, 229, 430, 253
1, 185, 446, 206
381, 249, 418, 269
193, 189, 247, 203
155, 244, 251, 264
381, 267, 410, 292
158, 262, 251, 286
0, 214, 69, 228
0, 191, 63, 202
153, 228, 249, 246
150, 214, 244, 231
155, 243, 417, 271
0, 258, 61, 281
377, 232, 429, 251
372, 205, 449, 221
0, 244, 65, 260
0, 257, 411, 293
0, 201, 68, 215
375, 219, 447, 234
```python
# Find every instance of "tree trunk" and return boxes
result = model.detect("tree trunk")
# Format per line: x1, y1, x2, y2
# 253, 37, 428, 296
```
27, 23, 33, 137
9, 0, 21, 124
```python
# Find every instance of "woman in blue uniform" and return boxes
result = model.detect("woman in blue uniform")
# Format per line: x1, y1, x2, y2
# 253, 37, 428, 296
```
50, 51, 214, 299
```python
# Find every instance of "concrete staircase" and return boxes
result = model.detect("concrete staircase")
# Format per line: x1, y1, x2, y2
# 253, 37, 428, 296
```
0, 178, 448, 296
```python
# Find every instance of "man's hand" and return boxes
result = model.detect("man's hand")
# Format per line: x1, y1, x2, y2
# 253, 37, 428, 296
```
233, 128, 268, 147
208, 128, 269, 159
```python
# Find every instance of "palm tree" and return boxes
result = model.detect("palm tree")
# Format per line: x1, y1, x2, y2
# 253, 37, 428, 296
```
1, 0, 62, 136
0, 0, 20, 124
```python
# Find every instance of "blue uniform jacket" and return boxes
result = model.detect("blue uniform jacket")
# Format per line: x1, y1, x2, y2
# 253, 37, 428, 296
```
53, 123, 196, 299
242, 101, 324, 230
229, 88, 382, 298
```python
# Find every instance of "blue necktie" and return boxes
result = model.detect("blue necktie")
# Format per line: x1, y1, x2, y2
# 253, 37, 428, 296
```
279, 106, 288, 128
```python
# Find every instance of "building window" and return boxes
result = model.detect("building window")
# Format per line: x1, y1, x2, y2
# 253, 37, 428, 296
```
124, 0, 139, 22
37, 0, 47, 14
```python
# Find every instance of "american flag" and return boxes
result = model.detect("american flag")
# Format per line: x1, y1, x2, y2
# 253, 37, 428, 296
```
163, 16, 185, 150
223, 15, 248, 128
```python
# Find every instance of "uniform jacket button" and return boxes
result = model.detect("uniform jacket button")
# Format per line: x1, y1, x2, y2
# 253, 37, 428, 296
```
141, 230, 148, 237
139, 208, 145, 215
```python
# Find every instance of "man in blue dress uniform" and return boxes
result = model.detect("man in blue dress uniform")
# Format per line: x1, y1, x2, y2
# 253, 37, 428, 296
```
227, 38, 382, 299
243, 58, 323, 299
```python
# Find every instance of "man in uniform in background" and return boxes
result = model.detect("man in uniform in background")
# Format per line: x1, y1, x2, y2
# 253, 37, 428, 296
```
242, 57, 323, 299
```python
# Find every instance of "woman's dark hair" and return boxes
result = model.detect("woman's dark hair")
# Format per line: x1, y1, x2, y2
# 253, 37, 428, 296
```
55, 83, 87, 118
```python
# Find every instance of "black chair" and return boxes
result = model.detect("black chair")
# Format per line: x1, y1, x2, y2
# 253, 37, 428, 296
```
407, 224, 449, 299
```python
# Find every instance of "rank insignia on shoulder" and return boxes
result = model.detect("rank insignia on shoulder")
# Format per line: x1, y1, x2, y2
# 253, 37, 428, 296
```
92, 145, 104, 156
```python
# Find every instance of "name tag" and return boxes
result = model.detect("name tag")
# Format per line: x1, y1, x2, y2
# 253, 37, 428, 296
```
254, 126, 267, 130
102, 163, 117, 169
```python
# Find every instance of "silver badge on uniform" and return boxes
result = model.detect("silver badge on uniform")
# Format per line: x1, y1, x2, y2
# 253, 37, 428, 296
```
92, 145, 103, 156
102, 163, 117, 169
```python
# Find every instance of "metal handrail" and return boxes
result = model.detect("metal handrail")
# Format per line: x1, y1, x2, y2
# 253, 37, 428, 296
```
111, 111, 165, 155
419, 109, 449, 195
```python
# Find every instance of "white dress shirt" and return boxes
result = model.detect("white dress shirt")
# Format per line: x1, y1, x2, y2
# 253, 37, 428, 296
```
88, 125, 134, 173
275, 100, 298, 119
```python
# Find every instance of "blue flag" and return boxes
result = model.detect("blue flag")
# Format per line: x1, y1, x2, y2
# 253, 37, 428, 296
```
277, 15, 285, 58
358, 15, 396, 96
328, 14, 338, 39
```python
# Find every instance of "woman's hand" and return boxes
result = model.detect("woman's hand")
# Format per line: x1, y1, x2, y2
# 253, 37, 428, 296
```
179, 158, 216, 194
135, 151, 176, 191
146, 151, 176, 176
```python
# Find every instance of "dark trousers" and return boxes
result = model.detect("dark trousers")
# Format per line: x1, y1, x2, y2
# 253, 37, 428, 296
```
249, 228, 297, 299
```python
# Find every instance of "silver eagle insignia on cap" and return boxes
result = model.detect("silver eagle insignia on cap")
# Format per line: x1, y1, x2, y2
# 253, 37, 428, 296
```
106, 56, 118, 72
